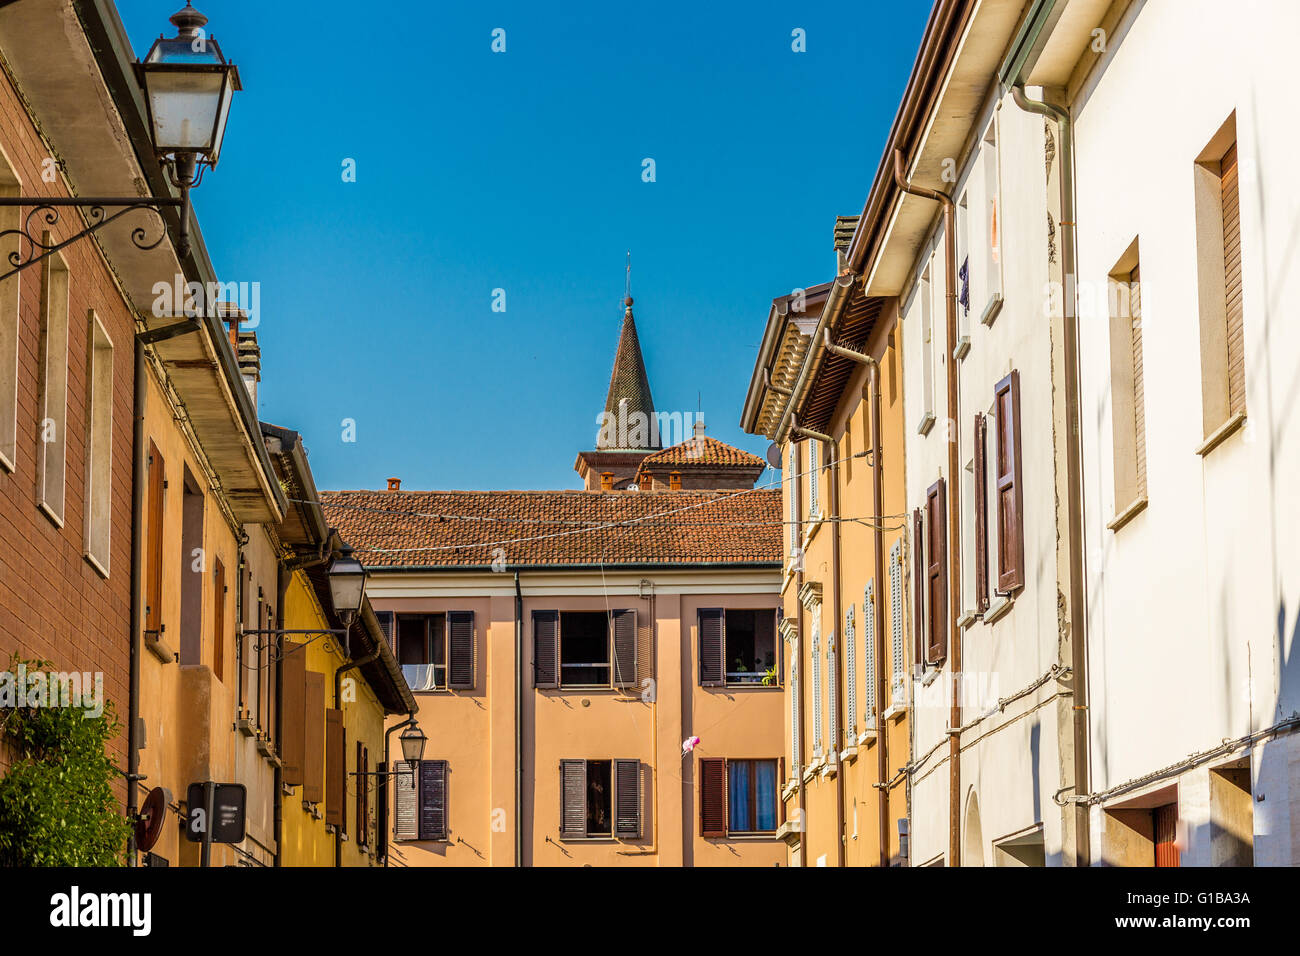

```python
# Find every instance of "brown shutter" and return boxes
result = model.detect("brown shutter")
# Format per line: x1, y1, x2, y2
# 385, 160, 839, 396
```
699, 608, 724, 686
533, 611, 559, 688
636, 616, 654, 686
212, 557, 225, 680
912, 508, 925, 672
448, 610, 474, 689
973, 414, 989, 613
355, 741, 365, 847
145, 439, 164, 635
419, 759, 447, 841
361, 745, 370, 848
699, 757, 727, 837
1221, 142, 1245, 416
281, 640, 306, 786
926, 479, 948, 665
994, 370, 1025, 593
324, 707, 344, 826
1130, 266, 1147, 496
375, 610, 395, 654
303, 671, 325, 804
611, 608, 637, 688
394, 760, 418, 840
560, 759, 586, 837
613, 758, 640, 837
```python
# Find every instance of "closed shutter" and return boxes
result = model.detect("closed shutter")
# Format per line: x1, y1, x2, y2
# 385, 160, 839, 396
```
303, 671, 325, 804
1129, 266, 1147, 496
808, 440, 820, 516
281, 640, 306, 786
145, 439, 164, 635
560, 759, 586, 837
448, 610, 474, 689
810, 611, 823, 756
355, 741, 365, 847
419, 759, 447, 841
890, 542, 905, 703
361, 746, 369, 847
325, 708, 344, 828
699, 757, 727, 837
926, 479, 948, 665
844, 606, 857, 740
994, 371, 1025, 593
699, 608, 724, 686
912, 509, 925, 673
1221, 143, 1245, 416
533, 610, 559, 688
827, 637, 838, 752
1154, 803, 1180, 867
613, 759, 641, 837
973, 413, 989, 612
790, 656, 800, 769
636, 616, 654, 686
376, 610, 395, 654
786, 448, 797, 554
394, 760, 418, 840
611, 608, 637, 688
212, 558, 225, 681
862, 583, 876, 730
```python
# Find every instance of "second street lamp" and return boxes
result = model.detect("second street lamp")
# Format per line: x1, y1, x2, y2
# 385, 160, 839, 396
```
327, 543, 368, 627
399, 724, 428, 766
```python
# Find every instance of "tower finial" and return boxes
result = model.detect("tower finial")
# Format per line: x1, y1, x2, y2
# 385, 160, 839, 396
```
624, 251, 632, 311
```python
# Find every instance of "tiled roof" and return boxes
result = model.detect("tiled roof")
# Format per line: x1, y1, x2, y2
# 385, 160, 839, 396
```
834, 215, 860, 251
598, 299, 659, 450
640, 435, 766, 470
319, 488, 781, 569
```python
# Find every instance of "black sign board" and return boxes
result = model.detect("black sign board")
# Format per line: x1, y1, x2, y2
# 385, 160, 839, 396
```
185, 782, 247, 844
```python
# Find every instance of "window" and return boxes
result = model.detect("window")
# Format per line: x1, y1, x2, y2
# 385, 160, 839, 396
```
144, 439, 165, 640
178, 467, 204, 665
912, 508, 925, 673
786, 443, 798, 555
699, 608, 779, 687
993, 371, 1024, 593
925, 479, 948, 665
355, 742, 369, 848
918, 263, 936, 434
83, 312, 113, 574
559, 758, 640, 839
37, 247, 70, 524
1154, 803, 1179, 868
0, 147, 19, 472
394, 759, 447, 842
980, 114, 1004, 324
973, 413, 990, 610
789, 652, 800, 770
534, 609, 636, 689
383, 610, 474, 692
1108, 243, 1148, 524
889, 541, 905, 704
1193, 115, 1247, 449
863, 582, 876, 729
699, 757, 780, 837
810, 606, 823, 756
955, 191, 971, 356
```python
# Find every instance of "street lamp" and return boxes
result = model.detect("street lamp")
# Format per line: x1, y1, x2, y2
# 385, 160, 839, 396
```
399, 723, 428, 766
0, 1, 241, 279
327, 543, 368, 627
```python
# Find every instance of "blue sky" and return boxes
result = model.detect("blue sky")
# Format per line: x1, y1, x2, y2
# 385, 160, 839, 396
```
119, 1, 931, 491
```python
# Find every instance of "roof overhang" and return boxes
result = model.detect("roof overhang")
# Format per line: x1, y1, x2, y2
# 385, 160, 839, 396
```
740, 282, 831, 440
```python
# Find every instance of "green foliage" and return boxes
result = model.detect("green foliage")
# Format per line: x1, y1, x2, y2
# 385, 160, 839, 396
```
762, 665, 778, 687
0, 656, 129, 866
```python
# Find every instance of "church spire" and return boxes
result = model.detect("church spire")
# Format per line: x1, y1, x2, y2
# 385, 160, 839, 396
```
597, 286, 660, 451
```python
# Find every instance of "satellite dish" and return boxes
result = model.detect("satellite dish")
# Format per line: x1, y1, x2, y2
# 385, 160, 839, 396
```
136, 786, 170, 853
766, 443, 783, 470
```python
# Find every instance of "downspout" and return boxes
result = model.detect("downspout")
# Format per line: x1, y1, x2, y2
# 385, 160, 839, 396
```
514, 571, 523, 867
829, 452, 847, 868
793, 441, 807, 869
381, 713, 417, 868
893, 148, 962, 866
273, 564, 287, 867
1009, 82, 1090, 868
125, 338, 146, 866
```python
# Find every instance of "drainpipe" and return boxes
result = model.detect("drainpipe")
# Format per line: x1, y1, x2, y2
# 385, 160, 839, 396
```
793, 441, 808, 869
381, 713, 417, 868
125, 338, 146, 866
893, 148, 963, 866
514, 571, 524, 867
1009, 82, 1090, 868
829, 452, 847, 868
273, 564, 287, 867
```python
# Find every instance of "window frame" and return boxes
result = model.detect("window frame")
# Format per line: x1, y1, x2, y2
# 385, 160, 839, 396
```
82, 310, 114, 576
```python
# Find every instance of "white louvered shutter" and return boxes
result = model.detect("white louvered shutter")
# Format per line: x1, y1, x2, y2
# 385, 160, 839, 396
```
811, 612, 823, 757
809, 440, 820, 516
790, 657, 800, 771
394, 760, 418, 840
844, 605, 857, 741
863, 581, 876, 730
890, 540, 905, 705
827, 635, 839, 753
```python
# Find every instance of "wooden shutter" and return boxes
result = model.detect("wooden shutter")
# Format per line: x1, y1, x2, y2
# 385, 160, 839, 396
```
212, 558, 225, 681
325, 708, 344, 828
1221, 142, 1245, 416
394, 760, 418, 840
926, 479, 948, 665
699, 757, 727, 837
1129, 266, 1147, 496
355, 741, 365, 846
636, 617, 654, 686
973, 413, 989, 612
912, 508, 925, 672
448, 610, 474, 689
611, 609, 637, 688
613, 758, 641, 838
376, 610, 396, 654
560, 759, 586, 837
145, 439, 164, 635
281, 640, 306, 786
994, 370, 1025, 593
303, 671, 325, 804
419, 759, 447, 841
361, 746, 370, 847
533, 610, 559, 688
1154, 803, 1180, 867
699, 608, 724, 686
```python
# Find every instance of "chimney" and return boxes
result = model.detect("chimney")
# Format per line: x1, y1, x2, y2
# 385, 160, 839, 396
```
387, 477, 401, 491
600, 472, 614, 492
669, 471, 682, 491
218, 301, 259, 407
693, 417, 706, 439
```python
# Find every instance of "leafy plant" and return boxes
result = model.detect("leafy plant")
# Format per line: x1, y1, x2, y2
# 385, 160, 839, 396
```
0, 656, 129, 866
762, 666, 778, 687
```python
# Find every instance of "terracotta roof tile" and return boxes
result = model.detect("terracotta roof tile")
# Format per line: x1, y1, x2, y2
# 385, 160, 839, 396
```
319, 488, 782, 569
640, 435, 766, 470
